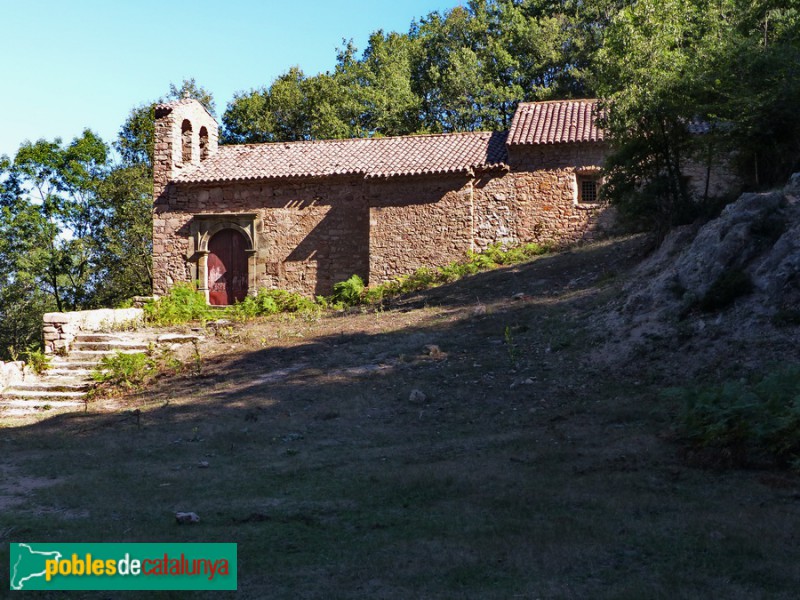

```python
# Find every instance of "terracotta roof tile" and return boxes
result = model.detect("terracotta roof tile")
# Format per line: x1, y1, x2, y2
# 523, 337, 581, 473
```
173, 131, 509, 183
507, 99, 604, 145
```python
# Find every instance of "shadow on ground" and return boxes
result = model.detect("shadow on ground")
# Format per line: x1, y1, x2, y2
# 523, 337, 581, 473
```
3, 236, 800, 599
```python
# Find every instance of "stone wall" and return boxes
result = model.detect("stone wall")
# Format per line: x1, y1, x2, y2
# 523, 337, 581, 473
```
479, 142, 616, 248
42, 308, 144, 354
155, 178, 370, 297
262, 179, 369, 295
683, 155, 741, 200
153, 192, 194, 294
367, 175, 474, 283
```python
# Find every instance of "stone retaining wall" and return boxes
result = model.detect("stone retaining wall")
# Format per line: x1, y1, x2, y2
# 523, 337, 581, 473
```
42, 308, 144, 355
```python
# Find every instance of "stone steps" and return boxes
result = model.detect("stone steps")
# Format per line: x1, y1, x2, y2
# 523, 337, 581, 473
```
9, 381, 91, 393
74, 334, 125, 343
0, 399, 86, 417
50, 359, 105, 369
47, 368, 94, 378
1, 390, 87, 401
71, 341, 149, 352
1, 330, 153, 418
68, 349, 145, 361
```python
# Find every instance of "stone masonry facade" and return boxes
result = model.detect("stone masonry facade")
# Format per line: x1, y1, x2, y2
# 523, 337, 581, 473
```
153, 99, 618, 301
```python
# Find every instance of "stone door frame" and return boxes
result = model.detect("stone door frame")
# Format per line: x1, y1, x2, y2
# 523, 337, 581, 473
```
188, 213, 258, 303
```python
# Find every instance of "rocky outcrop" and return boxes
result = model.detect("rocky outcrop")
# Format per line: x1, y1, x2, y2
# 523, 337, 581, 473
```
598, 174, 800, 368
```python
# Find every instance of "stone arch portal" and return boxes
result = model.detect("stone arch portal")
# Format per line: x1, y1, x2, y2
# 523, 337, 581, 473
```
189, 213, 258, 304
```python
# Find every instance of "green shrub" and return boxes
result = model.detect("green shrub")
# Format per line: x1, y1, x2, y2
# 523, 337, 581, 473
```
145, 241, 553, 325
25, 349, 51, 375
438, 262, 471, 282
228, 296, 260, 321
399, 267, 439, 293
466, 250, 498, 271
672, 366, 800, 469
92, 352, 155, 389
259, 289, 316, 313
144, 283, 214, 326
258, 295, 280, 314
358, 241, 552, 305
226, 288, 323, 319
330, 275, 366, 306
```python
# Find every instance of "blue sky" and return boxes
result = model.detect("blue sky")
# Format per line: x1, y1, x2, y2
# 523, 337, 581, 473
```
0, 0, 456, 160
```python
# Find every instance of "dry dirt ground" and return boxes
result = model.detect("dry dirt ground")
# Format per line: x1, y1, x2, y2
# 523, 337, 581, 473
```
2, 235, 800, 599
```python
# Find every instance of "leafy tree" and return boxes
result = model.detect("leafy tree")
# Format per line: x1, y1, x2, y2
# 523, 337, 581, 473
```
596, 0, 800, 230
222, 62, 373, 143
91, 163, 154, 306
221, 0, 611, 141
715, 4, 800, 187
360, 31, 422, 136
304, 69, 364, 140
269, 67, 313, 140
0, 158, 58, 358
222, 68, 310, 143
220, 88, 274, 144
10, 131, 110, 311
117, 102, 156, 168
0, 124, 156, 359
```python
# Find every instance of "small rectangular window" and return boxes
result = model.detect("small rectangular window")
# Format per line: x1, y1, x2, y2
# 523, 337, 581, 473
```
578, 176, 599, 204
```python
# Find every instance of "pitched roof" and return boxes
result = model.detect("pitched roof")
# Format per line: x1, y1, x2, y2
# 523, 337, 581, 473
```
507, 99, 604, 145
173, 130, 509, 183
154, 98, 216, 121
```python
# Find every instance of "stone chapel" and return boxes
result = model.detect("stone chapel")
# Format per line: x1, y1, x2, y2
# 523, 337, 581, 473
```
152, 98, 615, 304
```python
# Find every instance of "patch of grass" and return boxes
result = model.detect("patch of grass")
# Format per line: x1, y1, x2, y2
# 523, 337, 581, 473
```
90, 347, 190, 398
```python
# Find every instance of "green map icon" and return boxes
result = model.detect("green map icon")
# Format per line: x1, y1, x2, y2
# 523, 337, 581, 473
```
10, 544, 63, 590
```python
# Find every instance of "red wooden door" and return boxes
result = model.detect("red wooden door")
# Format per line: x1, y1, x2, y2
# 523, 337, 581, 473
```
208, 229, 248, 306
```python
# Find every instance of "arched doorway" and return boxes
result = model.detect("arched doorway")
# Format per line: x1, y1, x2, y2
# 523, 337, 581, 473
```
208, 229, 248, 306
